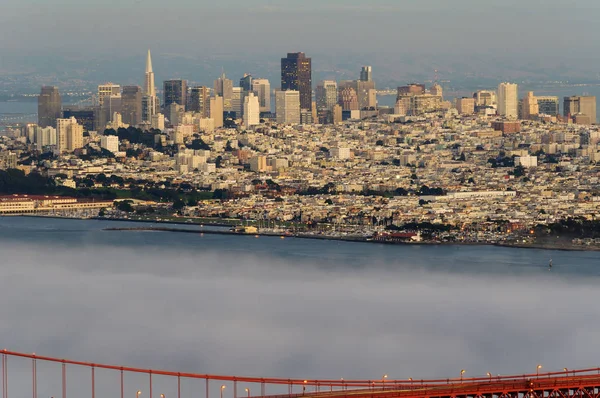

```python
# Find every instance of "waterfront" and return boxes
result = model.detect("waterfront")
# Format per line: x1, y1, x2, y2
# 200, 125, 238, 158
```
0, 216, 599, 393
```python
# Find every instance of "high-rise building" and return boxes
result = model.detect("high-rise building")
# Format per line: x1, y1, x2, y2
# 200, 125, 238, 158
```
339, 87, 359, 111
99, 94, 122, 130
564, 96, 596, 124
214, 72, 233, 111
251, 79, 271, 113
536, 96, 559, 116
121, 86, 142, 126
38, 86, 62, 128
231, 87, 244, 119
98, 83, 120, 107
430, 84, 443, 98
360, 66, 372, 82
316, 81, 338, 111
243, 93, 260, 128
281, 52, 312, 110
240, 74, 253, 92
456, 98, 475, 115
35, 126, 57, 150
210, 95, 224, 128
56, 117, 83, 153
473, 90, 497, 107
497, 83, 518, 118
143, 50, 159, 124
163, 80, 187, 109
275, 90, 301, 124
332, 104, 343, 125
189, 87, 211, 117
521, 92, 539, 120
62, 107, 96, 132
100, 135, 119, 153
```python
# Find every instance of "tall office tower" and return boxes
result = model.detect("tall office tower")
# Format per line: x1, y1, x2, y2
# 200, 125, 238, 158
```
275, 90, 301, 124
564, 96, 596, 124
151, 114, 165, 131
56, 117, 83, 153
210, 95, 224, 128
251, 79, 271, 113
214, 72, 233, 111
281, 52, 312, 110
121, 86, 142, 126
356, 80, 376, 109
240, 74, 253, 92
231, 87, 244, 119
332, 104, 343, 124
98, 83, 120, 107
62, 107, 96, 132
99, 94, 122, 130
189, 87, 211, 117
163, 80, 187, 109
316, 81, 338, 111
339, 87, 359, 111
521, 92, 539, 120
360, 66, 372, 82
473, 90, 497, 107
456, 98, 475, 115
38, 86, 62, 128
536, 96, 559, 116
243, 93, 260, 128
497, 82, 518, 118
430, 84, 443, 98
143, 50, 159, 123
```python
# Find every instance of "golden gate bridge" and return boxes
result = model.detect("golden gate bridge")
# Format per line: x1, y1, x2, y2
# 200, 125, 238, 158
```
2, 350, 599, 398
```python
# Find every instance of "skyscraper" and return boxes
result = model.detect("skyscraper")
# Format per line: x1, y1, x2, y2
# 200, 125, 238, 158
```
281, 52, 312, 110
521, 91, 539, 120
240, 74, 253, 92
189, 87, 211, 117
214, 72, 233, 111
243, 93, 260, 128
98, 83, 120, 107
163, 80, 187, 109
497, 83, 518, 118
142, 50, 159, 123
38, 86, 62, 128
564, 96, 596, 124
360, 66, 372, 82
251, 79, 271, 113
56, 117, 83, 153
231, 87, 244, 119
210, 95, 224, 128
121, 86, 142, 126
536, 96, 559, 116
275, 90, 301, 124
339, 87, 359, 111
316, 81, 338, 111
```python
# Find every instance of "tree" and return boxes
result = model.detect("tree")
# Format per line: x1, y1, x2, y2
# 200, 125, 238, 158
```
325, 198, 333, 205
116, 200, 134, 212
172, 199, 186, 211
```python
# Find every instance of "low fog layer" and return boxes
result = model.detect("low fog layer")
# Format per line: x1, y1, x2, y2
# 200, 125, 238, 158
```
0, 220, 599, 398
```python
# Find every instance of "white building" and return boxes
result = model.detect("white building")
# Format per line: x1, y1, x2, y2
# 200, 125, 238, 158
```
252, 79, 271, 113
243, 93, 260, 128
275, 90, 301, 124
331, 146, 351, 160
56, 117, 83, 153
497, 82, 518, 119
100, 135, 119, 153
151, 113, 165, 131
515, 155, 538, 168
35, 126, 57, 150
98, 83, 120, 107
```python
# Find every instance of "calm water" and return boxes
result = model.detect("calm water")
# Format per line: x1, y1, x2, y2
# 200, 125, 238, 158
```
0, 216, 599, 397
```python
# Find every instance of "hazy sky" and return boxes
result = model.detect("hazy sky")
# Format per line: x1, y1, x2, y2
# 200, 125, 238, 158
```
3, 0, 600, 86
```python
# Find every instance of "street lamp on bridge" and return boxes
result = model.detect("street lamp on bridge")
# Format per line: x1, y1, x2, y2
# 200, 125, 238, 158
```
487, 372, 492, 382
160, 394, 165, 398
408, 378, 413, 389
460, 370, 466, 383
382, 374, 387, 388
245, 388, 250, 398
564, 368, 569, 376
220, 385, 226, 398
303, 380, 307, 395
136, 390, 142, 398
537, 365, 542, 377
